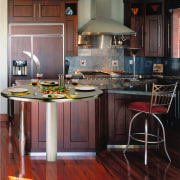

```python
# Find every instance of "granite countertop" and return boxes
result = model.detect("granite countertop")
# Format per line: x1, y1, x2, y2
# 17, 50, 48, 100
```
15, 78, 156, 91
78, 78, 156, 95
14, 76, 178, 96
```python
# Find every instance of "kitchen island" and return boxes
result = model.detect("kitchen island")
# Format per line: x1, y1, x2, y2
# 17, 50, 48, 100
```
10, 77, 179, 155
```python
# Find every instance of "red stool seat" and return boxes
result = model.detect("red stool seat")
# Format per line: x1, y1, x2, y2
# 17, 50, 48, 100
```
128, 101, 167, 113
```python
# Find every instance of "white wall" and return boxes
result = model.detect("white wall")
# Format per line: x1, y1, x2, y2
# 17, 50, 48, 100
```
0, 0, 8, 114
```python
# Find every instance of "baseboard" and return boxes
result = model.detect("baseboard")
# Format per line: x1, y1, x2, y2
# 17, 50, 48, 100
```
0, 114, 8, 122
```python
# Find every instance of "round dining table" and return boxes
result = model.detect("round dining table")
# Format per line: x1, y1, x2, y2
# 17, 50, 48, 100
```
1, 83, 103, 161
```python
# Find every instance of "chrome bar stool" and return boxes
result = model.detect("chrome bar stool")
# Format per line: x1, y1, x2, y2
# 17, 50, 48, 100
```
123, 82, 178, 165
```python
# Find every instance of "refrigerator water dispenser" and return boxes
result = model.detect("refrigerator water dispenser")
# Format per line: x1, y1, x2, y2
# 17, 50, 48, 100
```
13, 60, 27, 76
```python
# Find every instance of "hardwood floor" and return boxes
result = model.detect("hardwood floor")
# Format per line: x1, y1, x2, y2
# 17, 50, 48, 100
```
0, 121, 180, 180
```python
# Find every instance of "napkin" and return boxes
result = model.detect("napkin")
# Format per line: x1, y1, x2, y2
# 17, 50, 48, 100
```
63, 94, 78, 99
29, 83, 42, 86
8, 91, 31, 96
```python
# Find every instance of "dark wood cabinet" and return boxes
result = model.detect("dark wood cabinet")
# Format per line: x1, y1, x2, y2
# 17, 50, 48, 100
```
63, 101, 96, 151
125, 0, 167, 57
8, 0, 79, 57
30, 101, 97, 152
8, 0, 65, 22
130, 16, 145, 56
64, 1, 78, 56
65, 15, 78, 56
108, 93, 154, 144
13, 90, 107, 153
145, 15, 164, 57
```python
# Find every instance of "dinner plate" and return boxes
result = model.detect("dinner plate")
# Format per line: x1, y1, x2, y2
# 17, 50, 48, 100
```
40, 81, 58, 86
75, 86, 96, 91
8, 88, 28, 93
42, 94, 65, 99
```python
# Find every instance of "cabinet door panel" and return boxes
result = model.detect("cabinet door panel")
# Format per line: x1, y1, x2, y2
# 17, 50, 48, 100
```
145, 15, 163, 57
108, 93, 153, 144
108, 94, 126, 144
33, 36, 63, 78
38, 1, 65, 22
114, 99, 126, 134
64, 100, 95, 150
130, 16, 145, 56
39, 103, 46, 142
9, 0, 35, 22
14, 2, 33, 17
9, 0, 65, 22
65, 16, 78, 56
71, 101, 89, 142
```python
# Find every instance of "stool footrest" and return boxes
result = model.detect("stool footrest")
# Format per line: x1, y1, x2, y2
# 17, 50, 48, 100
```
130, 132, 164, 144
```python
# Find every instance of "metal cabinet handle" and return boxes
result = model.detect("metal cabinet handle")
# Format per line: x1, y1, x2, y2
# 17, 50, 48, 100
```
75, 24, 78, 47
142, 25, 144, 48
39, 3, 41, 18
168, 23, 170, 49
158, 24, 161, 48
34, 4, 36, 18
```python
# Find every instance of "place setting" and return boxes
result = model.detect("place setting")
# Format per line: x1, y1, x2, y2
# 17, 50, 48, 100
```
7, 87, 31, 96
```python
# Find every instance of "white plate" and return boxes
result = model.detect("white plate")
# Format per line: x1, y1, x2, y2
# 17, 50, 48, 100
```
42, 94, 65, 99
75, 86, 96, 91
8, 88, 28, 93
40, 81, 58, 86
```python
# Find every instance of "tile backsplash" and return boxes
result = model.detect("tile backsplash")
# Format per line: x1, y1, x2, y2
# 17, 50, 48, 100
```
65, 48, 180, 76
65, 48, 124, 73
124, 56, 180, 75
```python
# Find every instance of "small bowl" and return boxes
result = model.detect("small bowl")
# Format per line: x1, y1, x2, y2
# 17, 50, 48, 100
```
151, 5, 160, 12
131, 8, 139, 15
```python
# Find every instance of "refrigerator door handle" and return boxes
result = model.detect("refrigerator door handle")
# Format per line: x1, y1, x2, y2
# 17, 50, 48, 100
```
23, 51, 40, 74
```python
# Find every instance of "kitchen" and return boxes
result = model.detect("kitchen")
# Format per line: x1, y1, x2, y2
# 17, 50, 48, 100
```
0, 0, 180, 179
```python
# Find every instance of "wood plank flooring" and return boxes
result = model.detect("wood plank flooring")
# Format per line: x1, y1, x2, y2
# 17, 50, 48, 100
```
0, 121, 180, 180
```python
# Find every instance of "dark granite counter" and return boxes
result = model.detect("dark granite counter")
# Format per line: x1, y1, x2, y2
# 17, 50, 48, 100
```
78, 78, 156, 96
14, 75, 179, 96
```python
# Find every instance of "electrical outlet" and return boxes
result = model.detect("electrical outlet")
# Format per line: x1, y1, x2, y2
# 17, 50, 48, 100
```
112, 60, 118, 67
129, 60, 133, 64
80, 60, 86, 66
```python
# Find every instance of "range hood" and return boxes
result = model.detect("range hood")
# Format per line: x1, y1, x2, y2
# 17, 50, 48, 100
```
78, 0, 136, 36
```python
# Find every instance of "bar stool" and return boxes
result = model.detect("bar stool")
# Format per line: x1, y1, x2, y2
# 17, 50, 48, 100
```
123, 82, 178, 165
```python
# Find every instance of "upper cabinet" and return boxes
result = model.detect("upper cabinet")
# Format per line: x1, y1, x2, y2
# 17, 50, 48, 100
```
145, 2, 164, 57
124, 0, 169, 57
8, 0, 79, 57
145, 15, 163, 57
64, 1, 78, 56
8, 0, 65, 22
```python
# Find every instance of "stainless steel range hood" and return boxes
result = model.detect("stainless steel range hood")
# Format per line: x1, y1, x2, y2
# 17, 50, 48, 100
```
78, 0, 136, 36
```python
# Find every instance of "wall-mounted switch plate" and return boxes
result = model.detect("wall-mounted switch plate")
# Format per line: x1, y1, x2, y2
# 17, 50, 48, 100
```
112, 60, 118, 67
129, 60, 133, 64
80, 60, 86, 66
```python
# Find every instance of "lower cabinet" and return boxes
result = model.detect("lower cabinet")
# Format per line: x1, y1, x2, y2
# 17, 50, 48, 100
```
13, 90, 107, 153
108, 93, 154, 145
13, 91, 160, 152
30, 100, 96, 152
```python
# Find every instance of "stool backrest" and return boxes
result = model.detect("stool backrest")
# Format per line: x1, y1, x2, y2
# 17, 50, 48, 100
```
150, 82, 178, 113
